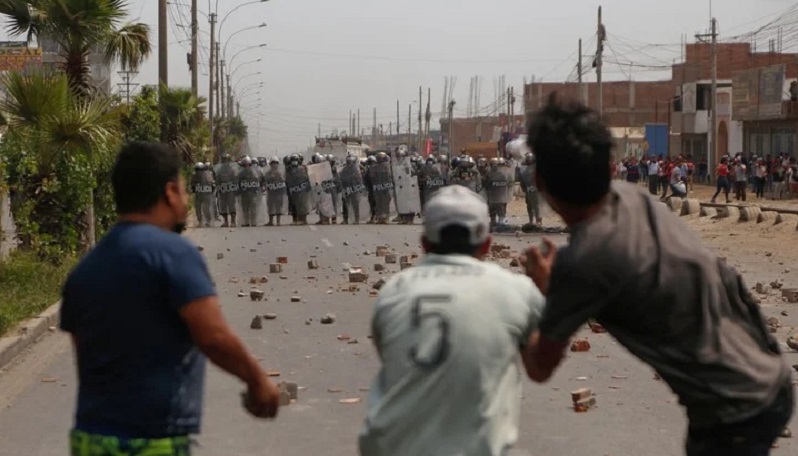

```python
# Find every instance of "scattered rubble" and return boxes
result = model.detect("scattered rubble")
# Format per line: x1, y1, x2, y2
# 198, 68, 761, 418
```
250, 316, 262, 329
237, 291, 246, 298
349, 267, 369, 283
787, 336, 798, 352
755, 282, 771, 294
373, 279, 386, 290
782, 288, 798, 303
771, 281, 784, 290
384, 254, 397, 264
250, 289, 265, 301
570, 339, 591, 352
376, 246, 389, 257
339, 398, 361, 404
588, 322, 607, 334
374, 263, 386, 272
308, 259, 319, 269
269, 264, 283, 274
320, 313, 336, 325
263, 313, 277, 320
400, 262, 413, 270
198, 246, 204, 252
571, 388, 596, 412
509, 258, 520, 267
327, 387, 344, 393
279, 381, 298, 402
781, 428, 792, 439
290, 296, 301, 303
216, 253, 224, 260
337, 334, 351, 341
277, 257, 288, 264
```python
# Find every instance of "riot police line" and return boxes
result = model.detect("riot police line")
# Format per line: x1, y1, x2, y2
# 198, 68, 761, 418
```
189, 148, 543, 229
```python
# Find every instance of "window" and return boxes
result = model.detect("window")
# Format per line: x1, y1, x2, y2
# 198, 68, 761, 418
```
771, 128, 795, 156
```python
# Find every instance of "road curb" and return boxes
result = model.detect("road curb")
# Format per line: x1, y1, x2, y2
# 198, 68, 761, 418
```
0, 301, 60, 371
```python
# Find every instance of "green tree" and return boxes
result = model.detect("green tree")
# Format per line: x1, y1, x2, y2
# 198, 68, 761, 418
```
121, 85, 160, 142
0, 71, 120, 262
0, 0, 152, 249
0, 0, 152, 97
160, 86, 207, 163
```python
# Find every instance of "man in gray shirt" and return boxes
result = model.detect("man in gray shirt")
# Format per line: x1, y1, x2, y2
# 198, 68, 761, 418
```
520, 94, 793, 456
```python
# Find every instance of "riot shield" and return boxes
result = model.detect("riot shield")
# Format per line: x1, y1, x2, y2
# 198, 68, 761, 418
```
307, 162, 336, 218
502, 163, 518, 202
339, 164, 371, 224
285, 166, 312, 217
369, 161, 395, 220
421, 164, 446, 205
391, 158, 421, 214
485, 169, 510, 204
263, 168, 289, 217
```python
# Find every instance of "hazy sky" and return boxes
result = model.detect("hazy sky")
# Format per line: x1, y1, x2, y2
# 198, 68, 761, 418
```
6, 0, 798, 153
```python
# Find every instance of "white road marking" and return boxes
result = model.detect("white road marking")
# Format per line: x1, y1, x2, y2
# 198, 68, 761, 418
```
321, 238, 333, 248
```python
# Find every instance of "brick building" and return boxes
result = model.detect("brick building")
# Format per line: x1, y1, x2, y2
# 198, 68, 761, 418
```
524, 42, 798, 164
439, 114, 524, 157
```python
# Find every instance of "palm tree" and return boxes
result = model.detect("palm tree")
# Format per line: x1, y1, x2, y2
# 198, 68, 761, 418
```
0, 0, 152, 98
0, 0, 151, 248
0, 71, 120, 260
160, 87, 207, 163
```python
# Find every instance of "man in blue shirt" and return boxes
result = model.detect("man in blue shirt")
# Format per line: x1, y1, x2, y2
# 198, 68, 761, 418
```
61, 141, 280, 456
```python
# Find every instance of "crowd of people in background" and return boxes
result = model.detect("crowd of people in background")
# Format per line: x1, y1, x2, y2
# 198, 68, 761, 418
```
613, 152, 798, 203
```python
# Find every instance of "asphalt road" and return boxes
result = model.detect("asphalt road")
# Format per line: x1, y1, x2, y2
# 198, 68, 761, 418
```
0, 222, 795, 456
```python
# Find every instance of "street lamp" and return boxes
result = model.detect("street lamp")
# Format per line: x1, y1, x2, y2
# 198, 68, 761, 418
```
223, 23, 267, 62
218, 0, 269, 42
230, 58, 262, 80
233, 71, 263, 94
229, 43, 267, 68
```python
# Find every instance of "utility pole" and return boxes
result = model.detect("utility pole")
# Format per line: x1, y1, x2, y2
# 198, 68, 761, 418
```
357, 109, 360, 137
227, 76, 232, 118
418, 86, 423, 152
408, 104, 412, 135
318, 123, 321, 137
447, 100, 455, 155
396, 100, 400, 147
190, 0, 198, 97
425, 88, 431, 141
578, 38, 584, 104
215, 42, 221, 119
596, 6, 605, 117
372, 108, 377, 141
208, 13, 216, 157
117, 70, 139, 104
220, 59, 226, 121
696, 18, 718, 167
158, 0, 168, 142
710, 18, 718, 168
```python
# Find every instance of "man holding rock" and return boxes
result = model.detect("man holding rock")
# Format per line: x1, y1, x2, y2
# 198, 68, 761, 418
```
359, 185, 545, 456
60, 141, 280, 456
520, 95, 793, 456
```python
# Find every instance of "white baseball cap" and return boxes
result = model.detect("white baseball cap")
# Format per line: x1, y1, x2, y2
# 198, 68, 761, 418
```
424, 185, 490, 245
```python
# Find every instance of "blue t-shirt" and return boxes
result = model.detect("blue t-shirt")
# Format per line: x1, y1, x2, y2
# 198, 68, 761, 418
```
60, 222, 216, 438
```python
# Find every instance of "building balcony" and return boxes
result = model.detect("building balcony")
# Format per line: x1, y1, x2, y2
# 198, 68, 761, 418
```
680, 111, 709, 134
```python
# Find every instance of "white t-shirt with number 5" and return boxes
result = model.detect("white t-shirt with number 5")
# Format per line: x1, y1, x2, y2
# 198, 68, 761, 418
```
359, 253, 545, 456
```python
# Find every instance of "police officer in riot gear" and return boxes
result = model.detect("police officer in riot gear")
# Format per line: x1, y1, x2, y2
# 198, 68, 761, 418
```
214, 154, 239, 227
190, 162, 215, 228
264, 156, 287, 226
364, 155, 377, 223
237, 157, 262, 227
517, 152, 542, 226
450, 155, 481, 193
286, 153, 311, 225
484, 157, 510, 228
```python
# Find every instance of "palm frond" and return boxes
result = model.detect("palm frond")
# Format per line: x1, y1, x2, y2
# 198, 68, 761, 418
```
0, 71, 70, 128
0, 0, 42, 41
104, 21, 150, 71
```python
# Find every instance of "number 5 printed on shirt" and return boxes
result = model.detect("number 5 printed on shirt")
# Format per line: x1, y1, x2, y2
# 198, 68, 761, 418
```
409, 295, 452, 369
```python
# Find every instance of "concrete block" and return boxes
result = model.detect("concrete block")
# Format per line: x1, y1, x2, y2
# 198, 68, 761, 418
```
716, 206, 739, 219
269, 263, 283, 273
699, 206, 717, 218
758, 211, 778, 224
680, 199, 701, 216
738, 206, 761, 223
775, 213, 798, 226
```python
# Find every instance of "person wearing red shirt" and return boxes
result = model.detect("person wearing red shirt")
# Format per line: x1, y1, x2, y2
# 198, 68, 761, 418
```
711, 157, 731, 203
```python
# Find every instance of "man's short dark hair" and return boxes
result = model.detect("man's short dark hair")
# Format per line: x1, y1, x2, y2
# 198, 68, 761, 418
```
112, 141, 182, 214
526, 93, 613, 205
426, 225, 481, 256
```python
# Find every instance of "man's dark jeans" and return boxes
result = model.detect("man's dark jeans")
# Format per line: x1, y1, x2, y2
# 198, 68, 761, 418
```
685, 383, 794, 456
